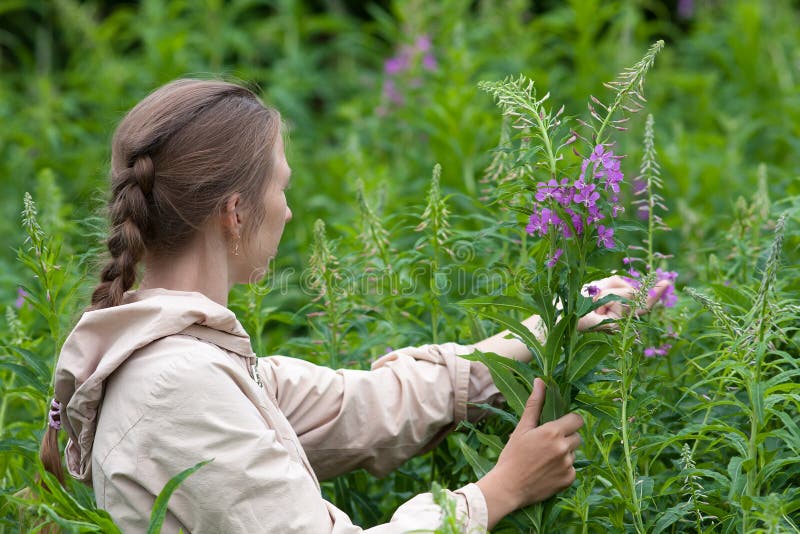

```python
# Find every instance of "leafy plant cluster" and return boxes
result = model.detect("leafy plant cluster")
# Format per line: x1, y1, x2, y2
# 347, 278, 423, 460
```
2, 1, 800, 532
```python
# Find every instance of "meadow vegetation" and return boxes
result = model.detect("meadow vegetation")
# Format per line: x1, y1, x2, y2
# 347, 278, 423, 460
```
1, 1, 798, 532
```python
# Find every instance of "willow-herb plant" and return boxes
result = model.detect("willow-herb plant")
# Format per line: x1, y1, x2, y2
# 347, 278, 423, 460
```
414, 164, 453, 344
462, 40, 664, 417
685, 214, 798, 532
452, 40, 665, 531
307, 218, 351, 366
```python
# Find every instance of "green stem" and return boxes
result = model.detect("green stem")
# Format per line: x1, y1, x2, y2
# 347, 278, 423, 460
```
325, 272, 339, 367
0, 375, 16, 437
618, 312, 645, 534
531, 106, 558, 178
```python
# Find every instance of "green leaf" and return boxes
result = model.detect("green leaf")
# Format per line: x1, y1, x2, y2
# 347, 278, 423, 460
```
543, 313, 572, 377
0, 438, 39, 454
453, 434, 494, 479
459, 295, 535, 315
467, 402, 520, 426
710, 283, 752, 311
468, 310, 545, 372
727, 456, 745, 502
540, 376, 567, 424
6, 346, 51, 381
147, 459, 213, 534
567, 334, 611, 383
531, 288, 556, 330
0, 362, 44, 389
461, 350, 531, 417
576, 292, 626, 318
460, 421, 505, 454
651, 502, 692, 534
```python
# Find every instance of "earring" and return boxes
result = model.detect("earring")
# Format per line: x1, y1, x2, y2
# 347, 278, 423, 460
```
233, 232, 240, 256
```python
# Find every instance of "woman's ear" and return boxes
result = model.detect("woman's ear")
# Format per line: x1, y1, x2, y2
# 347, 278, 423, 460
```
221, 193, 242, 236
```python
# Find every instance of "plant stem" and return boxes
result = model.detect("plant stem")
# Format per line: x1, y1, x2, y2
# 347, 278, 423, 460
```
618, 312, 645, 534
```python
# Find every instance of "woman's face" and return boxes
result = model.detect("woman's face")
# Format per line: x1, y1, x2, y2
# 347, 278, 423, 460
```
235, 136, 292, 283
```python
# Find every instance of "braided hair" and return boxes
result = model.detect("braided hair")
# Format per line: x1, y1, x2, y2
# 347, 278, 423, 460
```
88, 79, 282, 309
42, 79, 282, 484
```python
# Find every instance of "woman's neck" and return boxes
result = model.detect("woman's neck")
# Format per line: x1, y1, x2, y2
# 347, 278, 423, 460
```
139, 232, 232, 306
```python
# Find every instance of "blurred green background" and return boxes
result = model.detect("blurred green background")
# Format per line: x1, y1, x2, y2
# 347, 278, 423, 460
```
2, 0, 798, 301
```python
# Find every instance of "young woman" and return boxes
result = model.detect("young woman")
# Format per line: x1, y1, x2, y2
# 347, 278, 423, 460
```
42, 79, 661, 532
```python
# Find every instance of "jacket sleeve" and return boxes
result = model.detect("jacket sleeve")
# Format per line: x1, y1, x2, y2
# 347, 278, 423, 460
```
258, 343, 501, 481
111, 349, 488, 533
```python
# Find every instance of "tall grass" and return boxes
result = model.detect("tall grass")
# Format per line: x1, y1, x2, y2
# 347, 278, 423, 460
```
1, 1, 799, 532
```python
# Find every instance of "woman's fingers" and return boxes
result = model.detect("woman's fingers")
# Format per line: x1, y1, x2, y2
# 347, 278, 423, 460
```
642, 280, 670, 312
579, 276, 675, 331
564, 431, 582, 452
552, 412, 584, 436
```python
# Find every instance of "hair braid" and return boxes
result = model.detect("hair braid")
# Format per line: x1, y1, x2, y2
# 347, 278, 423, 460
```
85, 80, 281, 311
90, 154, 154, 310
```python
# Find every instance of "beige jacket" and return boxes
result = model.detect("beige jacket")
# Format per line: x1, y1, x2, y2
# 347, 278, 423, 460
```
54, 289, 500, 533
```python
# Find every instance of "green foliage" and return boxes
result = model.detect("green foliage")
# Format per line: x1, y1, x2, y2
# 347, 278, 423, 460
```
1, 1, 799, 532
147, 460, 212, 534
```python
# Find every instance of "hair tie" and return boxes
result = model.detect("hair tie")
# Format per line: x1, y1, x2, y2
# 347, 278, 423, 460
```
48, 399, 62, 431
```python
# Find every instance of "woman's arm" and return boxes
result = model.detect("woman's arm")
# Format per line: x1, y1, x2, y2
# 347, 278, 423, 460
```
474, 314, 545, 363
260, 343, 492, 481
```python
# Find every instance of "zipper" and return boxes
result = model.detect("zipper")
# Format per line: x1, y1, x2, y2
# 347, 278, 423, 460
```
250, 359, 263, 388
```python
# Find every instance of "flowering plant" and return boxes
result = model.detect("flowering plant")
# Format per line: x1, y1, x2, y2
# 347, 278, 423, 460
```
463, 41, 665, 424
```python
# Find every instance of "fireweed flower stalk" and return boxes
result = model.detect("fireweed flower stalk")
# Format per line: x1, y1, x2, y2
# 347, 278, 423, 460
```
524, 143, 626, 258
624, 114, 680, 358
469, 42, 664, 427
377, 34, 438, 116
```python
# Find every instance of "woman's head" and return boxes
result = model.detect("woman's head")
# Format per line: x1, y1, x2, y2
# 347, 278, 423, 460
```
91, 79, 284, 310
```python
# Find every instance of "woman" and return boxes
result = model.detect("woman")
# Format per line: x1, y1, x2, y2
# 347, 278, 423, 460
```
42, 79, 659, 532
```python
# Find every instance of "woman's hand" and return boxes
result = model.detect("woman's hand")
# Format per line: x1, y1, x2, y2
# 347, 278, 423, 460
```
476, 379, 583, 529
577, 275, 669, 332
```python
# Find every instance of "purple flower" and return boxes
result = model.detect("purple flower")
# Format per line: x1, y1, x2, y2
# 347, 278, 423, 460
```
655, 268, 678, 283
546, 248, 563, 268
644, 343, 672, 358
415, 35, 432, 53
384, 55, 409, 75
590, 144, 614, 170
574, 181, 600, 208
15, 287, 27, 309
526, 208, 544, 236
596, 225, 614, 249
678, 0, 694, 19
535, 179, 559, 202
564, 208, 584, 237
382, 79, 403, 104
632, 179, 647, 195
586, 205, 604, 225
422, 54, 438, 71
587, 285, 600, 297
656, 283, 678, 307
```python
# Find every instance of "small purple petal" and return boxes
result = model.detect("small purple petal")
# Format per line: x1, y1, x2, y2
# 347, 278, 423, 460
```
15, 287, 28, 309
415, 35, 432, 52
546, 248, 563, 268
422, 54, 438, 71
